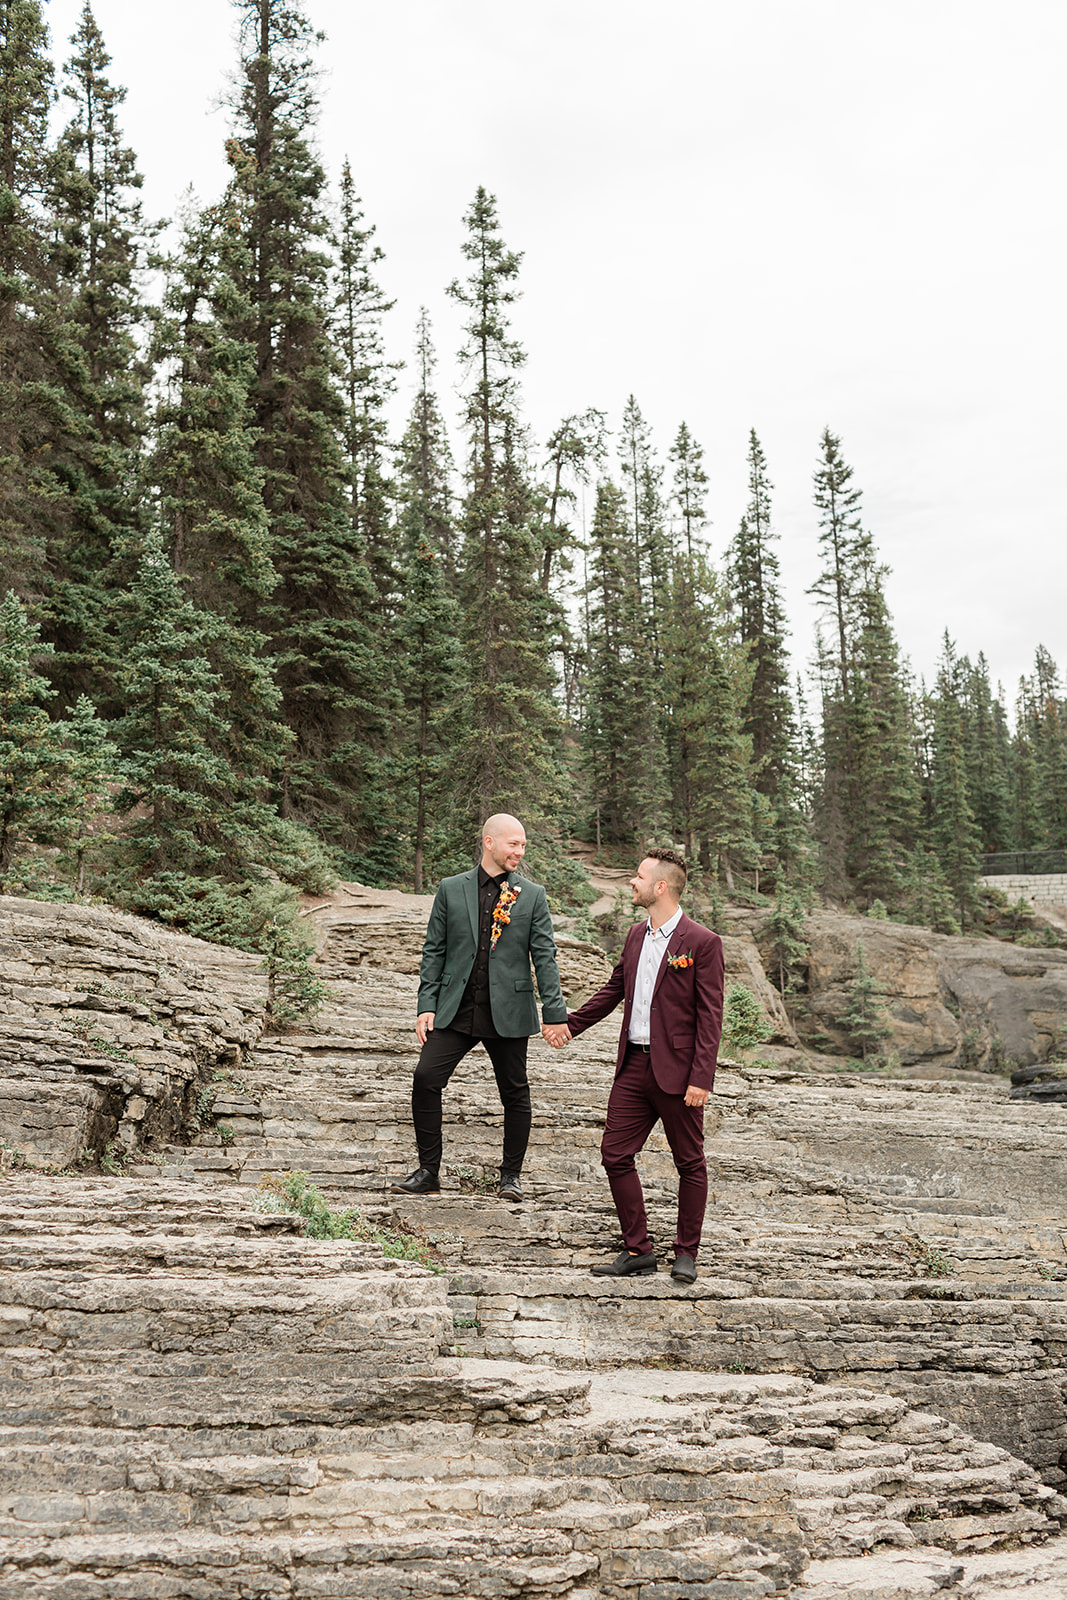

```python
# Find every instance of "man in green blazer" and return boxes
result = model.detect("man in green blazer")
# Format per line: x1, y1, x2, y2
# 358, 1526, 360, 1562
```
391, 814, 570, 1203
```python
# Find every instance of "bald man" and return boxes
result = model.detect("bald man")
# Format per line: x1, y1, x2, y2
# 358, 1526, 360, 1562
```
391, 815, 569, 1203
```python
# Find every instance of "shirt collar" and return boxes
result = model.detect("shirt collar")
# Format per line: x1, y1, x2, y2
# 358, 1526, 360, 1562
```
478, 864, 509, 888
645, 906, 683, 941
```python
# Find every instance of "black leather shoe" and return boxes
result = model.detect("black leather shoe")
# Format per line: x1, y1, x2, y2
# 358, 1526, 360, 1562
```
671, 1252, 697, 1283
498, 1171, 524, 1203
591, 1251, 657, 1277
390, 1166, 440, 1196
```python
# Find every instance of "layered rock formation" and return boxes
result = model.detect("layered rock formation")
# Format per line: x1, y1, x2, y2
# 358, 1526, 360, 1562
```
0, 890, 1066, 1596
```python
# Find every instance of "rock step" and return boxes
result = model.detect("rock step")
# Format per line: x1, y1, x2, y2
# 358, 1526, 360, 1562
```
0, 1526, 799, 1600
798, 1537, 1067, 1599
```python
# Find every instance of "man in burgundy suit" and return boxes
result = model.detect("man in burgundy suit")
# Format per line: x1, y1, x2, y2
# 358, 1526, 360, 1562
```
552, 848, 724, 1282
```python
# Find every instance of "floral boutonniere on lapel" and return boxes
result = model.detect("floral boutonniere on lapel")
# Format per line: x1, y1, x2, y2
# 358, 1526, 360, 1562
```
490, 883, 521, 952
666, 949, 694, 970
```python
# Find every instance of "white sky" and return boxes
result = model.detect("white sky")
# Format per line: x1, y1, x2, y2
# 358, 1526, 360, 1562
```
45, 0, 1067, 705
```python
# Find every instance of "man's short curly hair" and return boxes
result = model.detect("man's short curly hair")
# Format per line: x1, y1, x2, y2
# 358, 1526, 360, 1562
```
645, 846, 688, 896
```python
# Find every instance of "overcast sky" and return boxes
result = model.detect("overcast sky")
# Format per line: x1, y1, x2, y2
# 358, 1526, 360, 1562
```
45, 0, 1066, 706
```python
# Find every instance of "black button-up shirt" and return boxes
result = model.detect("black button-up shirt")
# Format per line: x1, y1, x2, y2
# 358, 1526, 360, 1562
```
453, 865, 508, 1037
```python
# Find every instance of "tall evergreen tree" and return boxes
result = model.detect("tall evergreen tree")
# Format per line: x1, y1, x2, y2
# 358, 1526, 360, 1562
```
44, 2, 149, 707
960, 652, 1012, 855
446, 186, 563, 826
930, 633, 981, 926
228, 0, 384, 847
580, 480, 646, 846
397, 309, 455, 573
148, 191, 292, 806
111, 534, 323, 928
668, 421, 709, 560
333, 158, 399, 612
0, 591, 67, 889
393, 312, 463, 889
728, 430, 797, 875
0, 0, 72, 598
662, 552, 756, 882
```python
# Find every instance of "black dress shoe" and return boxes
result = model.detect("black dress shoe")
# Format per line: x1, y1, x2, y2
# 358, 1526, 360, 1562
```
390, 1166, 440, 1196
671, 1252, 697, 1283
591, 1251, 657, 1277
498, 1171, 524, 1203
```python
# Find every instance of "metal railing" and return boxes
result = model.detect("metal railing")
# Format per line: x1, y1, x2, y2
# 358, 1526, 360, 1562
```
979, 850, 1067, 877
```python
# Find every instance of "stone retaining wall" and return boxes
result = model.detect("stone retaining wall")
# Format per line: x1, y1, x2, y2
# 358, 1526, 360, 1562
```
980, 873, 1067, 907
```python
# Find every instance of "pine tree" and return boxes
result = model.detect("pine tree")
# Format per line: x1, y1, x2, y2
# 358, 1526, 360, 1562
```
54, 693, 119, 893
148, 191, 292, 810
668, 421, 709, 560
0, 592, 67, 890
580, 480, 646, 846
930, 634, 981, 926
446, 186, 564, 827
960, 652, 1012, 855
840, 942, 891, 1061
728, 430, 797, 874
397, 310, 455, 572
721, 982, 773, 1062
333, 159, 400, 613
45, 2, 149, 706
111, 535, 325, 930
808, 433, 919, 907
227, 0, 385, 848
1029, 646, 1067, 850
539, 408, 606, 593
392, 537, 463, 890
0, 0, 72, 598
393, 312, 463, 888
661, 553, 756, 882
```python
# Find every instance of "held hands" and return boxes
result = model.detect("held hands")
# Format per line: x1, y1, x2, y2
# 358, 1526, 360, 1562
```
541, 1023, 572, 1050
684, 1085, 710, 1108
415, 1012, 435, 1046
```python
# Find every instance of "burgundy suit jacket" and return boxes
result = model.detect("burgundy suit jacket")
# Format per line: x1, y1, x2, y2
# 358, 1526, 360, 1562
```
566, 911, 724, 1095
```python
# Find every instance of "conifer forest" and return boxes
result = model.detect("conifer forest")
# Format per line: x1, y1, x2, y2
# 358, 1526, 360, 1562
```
1, 0, 1065, 963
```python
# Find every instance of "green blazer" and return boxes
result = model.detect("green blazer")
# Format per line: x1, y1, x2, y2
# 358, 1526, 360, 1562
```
417, 869, 569, 1037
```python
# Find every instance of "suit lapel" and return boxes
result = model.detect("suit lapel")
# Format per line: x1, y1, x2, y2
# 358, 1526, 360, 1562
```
651, 912, 689, 1002
462, 869, 478, 941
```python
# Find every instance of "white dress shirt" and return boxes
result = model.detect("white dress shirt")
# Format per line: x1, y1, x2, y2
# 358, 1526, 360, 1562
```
628, 906, 683, 1044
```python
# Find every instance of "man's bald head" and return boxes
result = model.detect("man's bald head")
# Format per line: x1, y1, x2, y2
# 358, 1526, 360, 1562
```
481, 814, 527, 876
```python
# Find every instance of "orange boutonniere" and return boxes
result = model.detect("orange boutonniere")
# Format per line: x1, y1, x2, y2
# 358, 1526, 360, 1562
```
490, 883, 521, 952
666, 950, 694, 969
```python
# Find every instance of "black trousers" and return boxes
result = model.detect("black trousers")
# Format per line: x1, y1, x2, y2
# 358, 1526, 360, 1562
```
412, 1026, 531, 1174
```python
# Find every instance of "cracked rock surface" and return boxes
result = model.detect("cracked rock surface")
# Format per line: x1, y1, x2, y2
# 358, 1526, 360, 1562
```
1, 892, 1066, 1595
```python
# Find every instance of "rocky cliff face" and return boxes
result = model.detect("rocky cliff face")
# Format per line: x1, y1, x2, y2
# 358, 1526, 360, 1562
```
0, 897, 265, 1168
732, 908, 1067, 1070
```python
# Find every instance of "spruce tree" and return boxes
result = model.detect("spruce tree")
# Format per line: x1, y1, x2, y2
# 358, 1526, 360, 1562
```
228, 0, 384, 848
45, 2, 149, 706
54, 693, 119, 893
111, 534, 327, 930
960, 653, 1012, 855
580, 480, 646, 846
668, 421, 709, 560
539, 408, 606, 593
661, 552, 756, 882
930, 634, 981, 926
727, 430, 797, 875
333, 159, 400, 613
0, 592, 67, 890
0, 0, 71, 598
393, 311, 464, 888
840, 942, 891, 1061
397, 310, 455, 573
148, 191, 292, 806
446, 186, 564, 827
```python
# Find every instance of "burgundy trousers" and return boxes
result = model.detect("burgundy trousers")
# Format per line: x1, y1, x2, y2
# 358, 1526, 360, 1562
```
600, 1045, 708, 1259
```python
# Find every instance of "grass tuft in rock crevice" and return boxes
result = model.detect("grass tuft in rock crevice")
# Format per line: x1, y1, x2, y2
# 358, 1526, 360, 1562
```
254, 1170, 442, 1271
